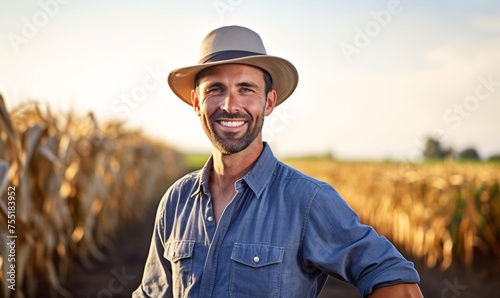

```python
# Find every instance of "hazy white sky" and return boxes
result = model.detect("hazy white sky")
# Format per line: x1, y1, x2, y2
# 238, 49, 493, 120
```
1, 0, 499, 160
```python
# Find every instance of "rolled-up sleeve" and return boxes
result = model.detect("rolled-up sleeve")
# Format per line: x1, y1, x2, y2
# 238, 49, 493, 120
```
302, 184, 420, 297
133, 196, 172, 298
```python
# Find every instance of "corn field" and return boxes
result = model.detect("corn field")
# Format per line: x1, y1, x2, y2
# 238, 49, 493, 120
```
286, 159, 500, 273
0, 95, 186, 297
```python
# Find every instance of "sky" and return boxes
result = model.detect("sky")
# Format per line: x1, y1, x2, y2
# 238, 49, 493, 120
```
1, 0, 499, 160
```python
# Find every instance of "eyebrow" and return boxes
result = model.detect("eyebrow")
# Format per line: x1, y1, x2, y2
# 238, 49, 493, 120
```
203, 81, 260, 91
237, 82, 259, 89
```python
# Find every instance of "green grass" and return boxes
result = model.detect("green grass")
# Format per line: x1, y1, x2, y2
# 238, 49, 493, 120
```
185, 152, 211, 171
185, 152, 500, 172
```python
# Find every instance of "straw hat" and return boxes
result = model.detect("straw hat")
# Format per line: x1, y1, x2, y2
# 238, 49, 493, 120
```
168, 25, 299, 106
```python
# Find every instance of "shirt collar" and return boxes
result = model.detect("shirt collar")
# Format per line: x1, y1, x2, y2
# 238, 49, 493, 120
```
197, 155, 214, 197
193, 142, 277, 198
241, 142, 277, 197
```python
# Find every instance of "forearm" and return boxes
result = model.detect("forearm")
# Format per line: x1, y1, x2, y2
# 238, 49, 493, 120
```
368, 283, 423, 298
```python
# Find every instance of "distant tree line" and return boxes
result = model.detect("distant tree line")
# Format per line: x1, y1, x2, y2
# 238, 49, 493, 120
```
423, 137, 500, 161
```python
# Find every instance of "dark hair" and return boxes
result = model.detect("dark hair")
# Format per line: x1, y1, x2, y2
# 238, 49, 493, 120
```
194, 65, 273, 97
262, 69, 273, 95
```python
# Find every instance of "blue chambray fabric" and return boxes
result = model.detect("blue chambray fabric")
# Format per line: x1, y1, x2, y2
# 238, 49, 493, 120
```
133, 143, 419, 298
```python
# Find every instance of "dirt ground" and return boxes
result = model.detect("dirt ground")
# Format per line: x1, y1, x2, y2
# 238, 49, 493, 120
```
44, 201, 499, 298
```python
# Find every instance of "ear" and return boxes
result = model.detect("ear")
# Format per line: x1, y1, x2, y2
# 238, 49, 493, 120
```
191, 90, 201, 116
264, 89, 277, 116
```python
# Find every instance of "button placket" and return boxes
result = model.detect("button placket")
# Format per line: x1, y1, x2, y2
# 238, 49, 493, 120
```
201, 190, 216, 241
199, 190, 241, 296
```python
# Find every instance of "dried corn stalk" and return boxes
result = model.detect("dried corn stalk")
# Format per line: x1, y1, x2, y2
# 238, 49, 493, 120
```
0, 94, 186, 297
287, 159, 500, 273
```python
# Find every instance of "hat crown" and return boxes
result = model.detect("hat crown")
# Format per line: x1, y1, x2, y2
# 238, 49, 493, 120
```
199, 26, 267, 63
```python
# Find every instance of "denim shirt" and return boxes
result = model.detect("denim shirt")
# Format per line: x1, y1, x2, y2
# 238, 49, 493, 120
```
133, 143, 419, 298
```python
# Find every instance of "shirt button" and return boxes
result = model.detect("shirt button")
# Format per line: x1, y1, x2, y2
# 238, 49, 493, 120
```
207, 216, 214, 222
253, 256, 260, 263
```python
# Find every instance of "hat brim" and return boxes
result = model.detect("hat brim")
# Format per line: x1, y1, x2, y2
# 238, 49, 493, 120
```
168, 55, 298, 106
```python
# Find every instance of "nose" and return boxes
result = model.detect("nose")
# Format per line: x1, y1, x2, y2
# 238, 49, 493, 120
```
221, 91, 240, 113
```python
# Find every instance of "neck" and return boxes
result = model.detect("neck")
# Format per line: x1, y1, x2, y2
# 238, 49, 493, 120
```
210, 140, 264, 187
207, 140, 264, 224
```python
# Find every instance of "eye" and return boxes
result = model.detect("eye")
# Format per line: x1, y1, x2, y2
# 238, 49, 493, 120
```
205, 86, 223, 94
240, 87, 254, 93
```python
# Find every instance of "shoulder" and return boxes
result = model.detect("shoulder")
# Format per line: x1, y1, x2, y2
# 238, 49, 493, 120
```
154, 169, 203, 228
273, 161, 321, 183
268, 161, 347, 211
273, 161, 353, 214
170, 169, 202, 189
272, 161, 334, 192
158, 169, 202, 205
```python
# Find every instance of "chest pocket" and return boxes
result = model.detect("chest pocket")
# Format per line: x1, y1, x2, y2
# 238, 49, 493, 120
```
229, 243, 285, 298
164, 240, 194, 298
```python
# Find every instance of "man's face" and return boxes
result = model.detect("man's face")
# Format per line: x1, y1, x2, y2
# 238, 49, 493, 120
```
192, 64, 276, 154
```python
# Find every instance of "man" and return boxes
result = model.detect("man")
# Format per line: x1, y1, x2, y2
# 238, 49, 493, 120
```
133, 25, 422, 297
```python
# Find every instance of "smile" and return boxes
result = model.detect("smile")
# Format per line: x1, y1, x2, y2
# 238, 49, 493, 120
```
219, 120, 245, 127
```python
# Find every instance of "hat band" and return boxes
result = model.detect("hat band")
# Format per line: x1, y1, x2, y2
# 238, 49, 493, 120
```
200, 50, 265, 64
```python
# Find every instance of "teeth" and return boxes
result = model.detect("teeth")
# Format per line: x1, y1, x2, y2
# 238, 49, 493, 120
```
220, 120, 245, 127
